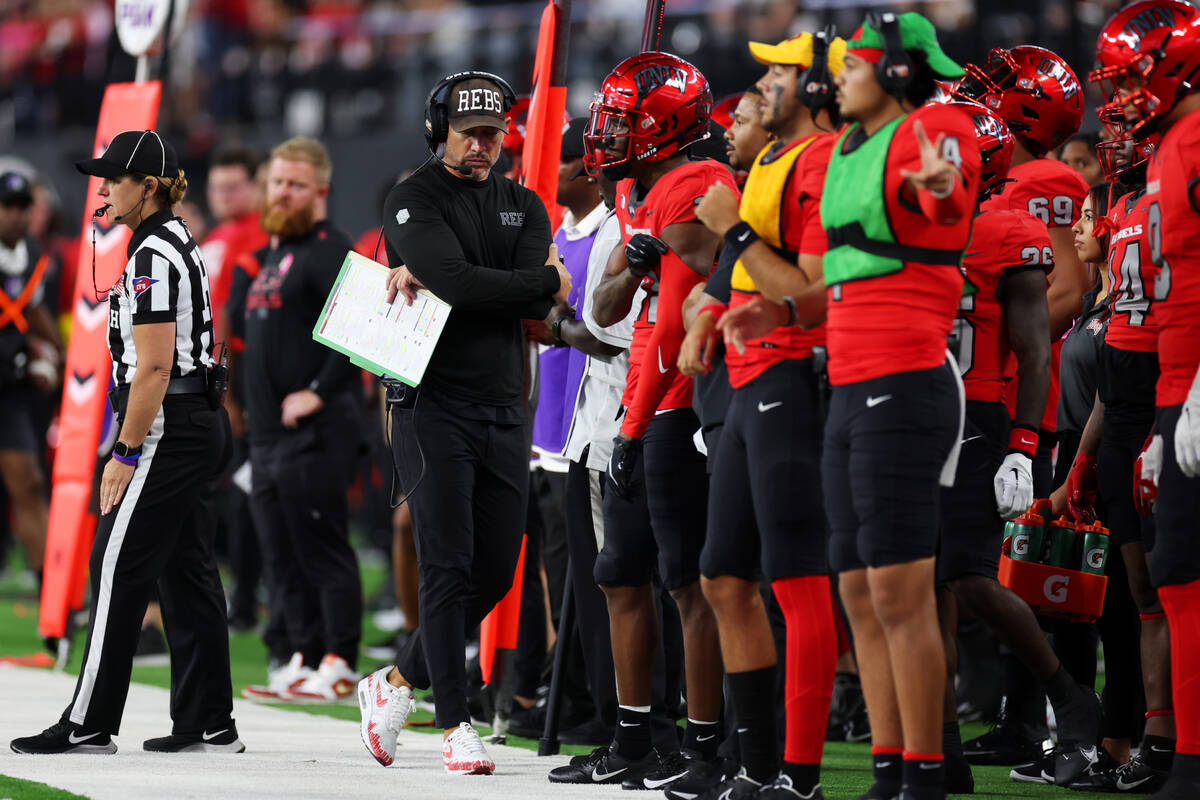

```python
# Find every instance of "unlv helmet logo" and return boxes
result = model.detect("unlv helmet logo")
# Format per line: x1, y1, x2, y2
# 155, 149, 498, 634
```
1036, 57, 1080, 100
633, 65, 689, 98
1118, 5, 1185, 49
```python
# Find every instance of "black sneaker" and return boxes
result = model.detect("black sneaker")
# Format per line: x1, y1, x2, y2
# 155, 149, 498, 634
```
827, 673, 863, 741
547, 743, 659, 784
1056, 743, 1103, 787
1052, 689, 1102, 786
143, 723, 245, 753
693, 768, 763, 799
1070, 752, 1168, 793
844, 699, 872, 743
944, 750, 974, 794
1009, 749, 1056, 784
664, 756, 738, 800
759, 773, 824, 799
963, 719, 1044, 765
10, 721, 117, 754
622, 748, 717, 791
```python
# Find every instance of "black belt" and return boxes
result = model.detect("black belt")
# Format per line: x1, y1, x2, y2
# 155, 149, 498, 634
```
109, 373, 209, 414
826, 222, 963, 267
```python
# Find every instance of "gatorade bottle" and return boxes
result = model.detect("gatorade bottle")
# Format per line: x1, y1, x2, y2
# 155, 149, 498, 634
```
1045, 517, 1080, 568
1008, 511, 1045, 563
1078, 521, 1111, 575
1029, 498, 1054, 526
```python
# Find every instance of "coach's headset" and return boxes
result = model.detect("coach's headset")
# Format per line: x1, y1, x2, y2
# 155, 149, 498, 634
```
424, 70, 518, 150
866, 11, 915, 100
797, 26, 842, 128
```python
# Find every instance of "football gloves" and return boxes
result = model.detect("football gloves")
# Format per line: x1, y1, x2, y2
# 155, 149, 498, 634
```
1176, 376, 1200, 478
1133, 433, 1162, 516
607, 436, 643, 499
1066, 452, 1098, 524
994, 452, 1034, 520
625, 234, 668, 279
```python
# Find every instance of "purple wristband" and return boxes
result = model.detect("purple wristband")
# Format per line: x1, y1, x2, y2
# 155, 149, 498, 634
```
112, 452, 139, 467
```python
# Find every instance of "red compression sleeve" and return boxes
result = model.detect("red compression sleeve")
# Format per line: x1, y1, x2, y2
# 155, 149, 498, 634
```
771, 575, 837, 765
1159, 579, 1200, 755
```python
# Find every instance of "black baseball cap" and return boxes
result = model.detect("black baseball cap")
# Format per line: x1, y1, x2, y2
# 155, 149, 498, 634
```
76, 129, 180, 179
561, 117, 588, 161
0, 171, 33, 207
447, 78, 509, 133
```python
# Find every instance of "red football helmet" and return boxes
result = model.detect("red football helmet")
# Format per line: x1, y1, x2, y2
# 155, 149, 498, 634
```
943, 100, 1015, 199
1090, 0, 1200, 136
711, 93, 744, 131
584, 52, 713, 175
503, 95, 572, 159
953, 46, 1083, 157
1095, 105, 1158, 181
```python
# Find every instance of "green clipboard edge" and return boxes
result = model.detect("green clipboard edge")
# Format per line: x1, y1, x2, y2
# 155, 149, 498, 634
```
311, 250, 445, 388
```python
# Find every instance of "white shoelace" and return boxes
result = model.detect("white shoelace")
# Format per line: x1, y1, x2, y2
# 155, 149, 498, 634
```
448, 723, 489, 759
388, 684, 415, 732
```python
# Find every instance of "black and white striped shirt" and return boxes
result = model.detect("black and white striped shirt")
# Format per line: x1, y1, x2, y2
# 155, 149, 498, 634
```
108, 209, 215, 387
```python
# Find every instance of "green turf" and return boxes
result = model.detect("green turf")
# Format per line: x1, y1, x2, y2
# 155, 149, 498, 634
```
0, 774, 90, 800
0, 555, 1129, 798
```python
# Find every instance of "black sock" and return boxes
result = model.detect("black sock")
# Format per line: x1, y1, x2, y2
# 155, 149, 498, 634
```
1142, 734, 1175, 772
682, 719, 720, 761
1044, 665, 1077, 709
871, 749, 903, 798
781, 761, 820, 795
943, 721, 964, 762
727, 666, 779, 783
614, 705, 651, 760
902, 755, 944, 800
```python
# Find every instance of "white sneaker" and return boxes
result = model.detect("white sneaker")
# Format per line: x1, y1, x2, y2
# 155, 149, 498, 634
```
241, 652, 313, 701
289, 654, 358, 702
442, 722, 495, 775
358, 666, 415, 767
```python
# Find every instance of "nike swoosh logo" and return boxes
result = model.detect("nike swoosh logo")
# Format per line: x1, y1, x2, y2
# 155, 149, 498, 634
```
736, 727, 749, 734
374, 680, 387, 708
657, 348, 669, 374
964, 251, 984, 259
68, 731, 102, 744
866, 394, 892, 408
593, 766, 627, 782
758, 401, 782, 412
202, 729, 229, 741
737, 230, 751, 242
1116, 775, 1155, 791
643, 771, 690, 789
619, 721, 640, 727
961, 434, 983, 444
695, 734, 716, 742
876, 761, 893, 769
918, 762, 940, 770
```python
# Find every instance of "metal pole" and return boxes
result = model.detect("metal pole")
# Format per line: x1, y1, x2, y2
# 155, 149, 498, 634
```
641, 0, 666, 52
538, 564, 575, 756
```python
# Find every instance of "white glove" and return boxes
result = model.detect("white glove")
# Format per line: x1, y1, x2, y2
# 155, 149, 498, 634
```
1177, 399, 1200, 478
1133, 434, 1162, 515
994, 452, 1034, 520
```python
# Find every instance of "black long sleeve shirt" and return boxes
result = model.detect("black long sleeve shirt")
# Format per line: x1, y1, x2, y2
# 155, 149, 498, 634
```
237, 220, 359, 444
383, 162, 558, 409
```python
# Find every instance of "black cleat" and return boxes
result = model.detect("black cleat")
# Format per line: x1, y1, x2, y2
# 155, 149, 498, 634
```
143, 723, 245, 753
759, 773, 824, 799
1053, 687, 1102, 786
692, 768, 763, 799
663, 756, 738, 800
963, 721, 1044, 766
1070, 752, 1168, 793
547, 743, 659, 784
1010, 749, 1056, 784
622, 748, 716, 791
11, 721, 117, 755
944, 750, 975, 794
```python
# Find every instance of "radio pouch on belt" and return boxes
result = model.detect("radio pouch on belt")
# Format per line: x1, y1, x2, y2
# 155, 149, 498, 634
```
207, 343, 229, 410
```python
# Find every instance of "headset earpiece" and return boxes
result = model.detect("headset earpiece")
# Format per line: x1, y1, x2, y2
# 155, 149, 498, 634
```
869, 12, 914, 99
424, 70, 519, 149
798, 26, 835, 112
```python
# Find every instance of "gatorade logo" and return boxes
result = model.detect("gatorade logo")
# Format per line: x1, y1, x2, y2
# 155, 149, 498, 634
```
1043, 575, 1070, 604
1085, 548, 1105, 570
1012, 532, 1031, 557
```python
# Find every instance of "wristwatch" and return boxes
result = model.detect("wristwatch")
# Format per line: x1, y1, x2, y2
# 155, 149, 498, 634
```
551, 315, 570, 345
113, 441, 142, 459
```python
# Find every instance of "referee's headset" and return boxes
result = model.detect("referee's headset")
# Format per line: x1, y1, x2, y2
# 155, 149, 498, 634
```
423, 70, 518, 175
90, 179, 156, 300
868, 11, 915, 101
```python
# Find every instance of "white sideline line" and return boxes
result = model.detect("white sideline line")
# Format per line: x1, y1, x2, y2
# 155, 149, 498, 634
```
0, 665, 616, 799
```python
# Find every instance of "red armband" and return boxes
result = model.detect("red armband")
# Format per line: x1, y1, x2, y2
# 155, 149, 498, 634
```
1008, 425, 1039, 458
698, 303, 727, 321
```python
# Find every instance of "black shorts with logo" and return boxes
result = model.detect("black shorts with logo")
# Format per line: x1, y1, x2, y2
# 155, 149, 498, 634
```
936, 401, 1009, 584
824, 360, 961, 572
701, 358, 827, 582
594, 408, 708, 590
1149, 403, 1200, 588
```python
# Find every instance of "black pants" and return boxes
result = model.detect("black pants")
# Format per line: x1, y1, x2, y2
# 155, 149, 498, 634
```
392, 393, 528, 729
220, 435, 261, 624
63, 394, 233, 735
565, 455, 618, 726
250, 407, 362, 667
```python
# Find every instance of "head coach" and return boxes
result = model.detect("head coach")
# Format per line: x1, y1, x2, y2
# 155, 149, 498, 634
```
357, 71, 571, 775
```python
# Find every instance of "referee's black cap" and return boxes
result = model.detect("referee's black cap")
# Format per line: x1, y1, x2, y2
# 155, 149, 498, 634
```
76, 130, 180, 179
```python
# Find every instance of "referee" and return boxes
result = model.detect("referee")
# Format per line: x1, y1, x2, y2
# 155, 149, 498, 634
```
357, 70, 570, 775
11, 130, 241, 755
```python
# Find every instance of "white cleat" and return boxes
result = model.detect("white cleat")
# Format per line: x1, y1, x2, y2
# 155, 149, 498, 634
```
241, 652, 314, 701
357, 666, 415, 767
288, 654, 359, 702
442, 721, 495, 775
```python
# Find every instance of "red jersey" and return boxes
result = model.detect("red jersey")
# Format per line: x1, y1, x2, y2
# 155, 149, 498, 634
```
726, 133, 831, 389
1145, 107, 1200, 407
200, 212, 268, 343
617, 160, 739, 438
1104, 190, 1159, 353
957, 209, 1053, 403
987, 158, 1086, 433
824, 104, 981, 386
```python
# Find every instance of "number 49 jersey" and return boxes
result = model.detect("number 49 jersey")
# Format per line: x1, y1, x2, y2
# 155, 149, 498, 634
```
1105, 190, 1158, 352
953, 209, 1053, 402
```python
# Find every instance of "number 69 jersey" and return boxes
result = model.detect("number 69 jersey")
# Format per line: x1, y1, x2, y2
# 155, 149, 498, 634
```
952, 208, 1053, 402
1105, 190, 1158, 352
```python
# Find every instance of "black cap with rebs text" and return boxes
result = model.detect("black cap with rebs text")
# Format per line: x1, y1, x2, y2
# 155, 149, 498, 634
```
447, 78, 509, 133
76, 130, 180, 179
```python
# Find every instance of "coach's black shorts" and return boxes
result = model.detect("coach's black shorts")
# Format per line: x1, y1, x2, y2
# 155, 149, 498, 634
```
595, 409, 708, 590
824, 359, 961, 573
701, 359, 826, 582
0, 386, 38, 452
1149, 403, 1200, 588
937, 401, 1009, 584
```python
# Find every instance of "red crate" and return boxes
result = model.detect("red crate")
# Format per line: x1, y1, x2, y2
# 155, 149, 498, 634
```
997, 537, 1107, 623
